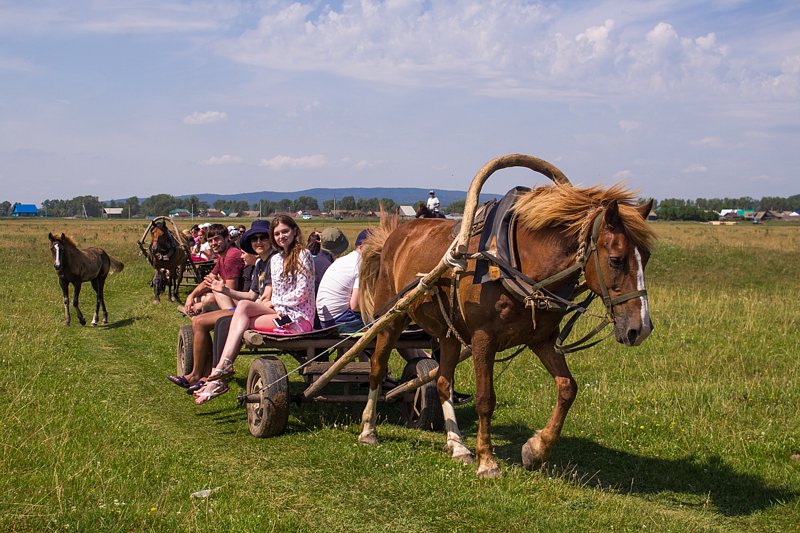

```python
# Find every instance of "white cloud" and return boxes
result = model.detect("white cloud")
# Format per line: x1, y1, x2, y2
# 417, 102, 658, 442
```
618, 120, 640, 132
258, 154, 327, 170
216, 2, 794, 101
183, 111, 228, 125
352, 159, 376, 170
682, 164, 708, 173
201, 154, 242, 165
613, 170, 633, 181
692, 136, 724, 147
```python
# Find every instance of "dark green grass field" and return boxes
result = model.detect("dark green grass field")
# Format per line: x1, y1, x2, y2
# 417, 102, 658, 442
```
1, 218, 798, 531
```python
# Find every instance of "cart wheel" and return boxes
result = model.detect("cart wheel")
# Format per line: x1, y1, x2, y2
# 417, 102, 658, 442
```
247, 357, 290, 438
401, 358, 444, 431
177, 325, 194, 375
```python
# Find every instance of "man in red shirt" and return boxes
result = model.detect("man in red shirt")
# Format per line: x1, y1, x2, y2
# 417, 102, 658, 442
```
184, 224, 244, 315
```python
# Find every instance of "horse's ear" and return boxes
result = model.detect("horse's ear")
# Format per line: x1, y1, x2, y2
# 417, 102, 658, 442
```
48, 232, 54, 241
60, 233, 66, 240
604, 200, 621, 228
637, 199, 654, 220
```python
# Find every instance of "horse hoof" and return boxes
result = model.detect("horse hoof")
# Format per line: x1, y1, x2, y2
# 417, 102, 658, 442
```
521, 433, 548, 471
476, 463, 502, 479
358, 431, 378, 446
153, 300, 161, 304
78, 318, 86, 326
452, 452, 474, 465
91, 321, 97, 327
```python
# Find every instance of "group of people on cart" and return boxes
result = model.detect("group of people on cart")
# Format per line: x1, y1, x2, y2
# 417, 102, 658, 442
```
186, 223, 247, 262
168, 218, 373, 405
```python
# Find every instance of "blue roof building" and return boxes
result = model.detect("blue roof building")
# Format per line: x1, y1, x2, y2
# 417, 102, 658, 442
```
11, 204, 38, 217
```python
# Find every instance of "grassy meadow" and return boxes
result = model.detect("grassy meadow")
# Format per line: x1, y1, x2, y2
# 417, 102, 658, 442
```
0, 217, 798, 532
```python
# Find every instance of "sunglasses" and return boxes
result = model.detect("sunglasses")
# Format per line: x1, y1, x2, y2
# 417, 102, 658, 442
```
252, 234, 269, 242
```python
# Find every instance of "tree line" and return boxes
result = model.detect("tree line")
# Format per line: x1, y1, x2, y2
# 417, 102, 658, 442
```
14, 194, 406, 218
4, 193, 797, 220
654, 195, 800, 221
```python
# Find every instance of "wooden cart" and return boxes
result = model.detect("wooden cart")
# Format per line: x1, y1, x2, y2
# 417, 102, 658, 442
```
176, 324, 447, 436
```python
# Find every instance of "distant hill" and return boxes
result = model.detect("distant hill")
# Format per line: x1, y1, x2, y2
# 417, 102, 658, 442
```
177, 187, 503, 208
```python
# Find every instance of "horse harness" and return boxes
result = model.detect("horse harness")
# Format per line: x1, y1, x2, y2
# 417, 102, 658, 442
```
151, 224, 179, 262
422, 189, 648, 355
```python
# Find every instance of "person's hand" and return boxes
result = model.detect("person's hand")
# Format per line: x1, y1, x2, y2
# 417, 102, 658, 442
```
202, 273, 218, 289
210, 275, 225, 293
184, 297, 194, 316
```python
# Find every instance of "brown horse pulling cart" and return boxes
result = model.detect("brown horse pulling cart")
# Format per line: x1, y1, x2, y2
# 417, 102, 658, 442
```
190, 154, 655, 479
137, 217, 214, 302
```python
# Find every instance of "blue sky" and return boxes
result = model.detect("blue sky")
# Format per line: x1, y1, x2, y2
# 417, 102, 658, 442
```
1, 1, 798, 204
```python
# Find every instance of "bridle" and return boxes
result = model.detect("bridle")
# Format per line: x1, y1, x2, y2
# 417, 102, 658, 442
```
151, 226, 176, 261
372, 207, 650, 355
470, 208, 649, 354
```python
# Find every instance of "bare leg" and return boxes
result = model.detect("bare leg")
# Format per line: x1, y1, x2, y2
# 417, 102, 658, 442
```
186, 309, 233, 383
521, 338, 577, 470
213, 300, 276, 370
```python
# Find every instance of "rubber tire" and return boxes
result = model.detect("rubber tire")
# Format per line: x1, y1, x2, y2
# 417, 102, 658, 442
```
400, 358, 444, 431
177, 325, 194, 376
247, 357, 290, 438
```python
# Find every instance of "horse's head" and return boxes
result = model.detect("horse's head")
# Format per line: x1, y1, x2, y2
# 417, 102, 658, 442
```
150, 223, 175, 261
584, 200, 654, 347
415, 204, 427, 218
48, 232, 67, 272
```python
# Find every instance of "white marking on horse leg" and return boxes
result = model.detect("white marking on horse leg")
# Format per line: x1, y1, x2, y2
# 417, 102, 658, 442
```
358, 387, 380, 445
442, 399, 473, 463
634, 247, 652, 342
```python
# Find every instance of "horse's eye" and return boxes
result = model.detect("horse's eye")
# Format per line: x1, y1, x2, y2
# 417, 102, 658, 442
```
609, 256, 625, 270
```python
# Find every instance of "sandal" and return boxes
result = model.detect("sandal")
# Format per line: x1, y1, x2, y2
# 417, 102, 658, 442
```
167, 374, 191, 388
194, 380, 229, 405
186, 380, 206, 394
207, 359, 235, 382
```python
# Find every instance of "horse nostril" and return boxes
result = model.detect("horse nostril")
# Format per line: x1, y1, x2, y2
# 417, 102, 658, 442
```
626, 328, 639, 345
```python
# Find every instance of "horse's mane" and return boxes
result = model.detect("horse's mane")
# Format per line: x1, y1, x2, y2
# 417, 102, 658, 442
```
513, 183, 655, 250
59, 234, 79, 248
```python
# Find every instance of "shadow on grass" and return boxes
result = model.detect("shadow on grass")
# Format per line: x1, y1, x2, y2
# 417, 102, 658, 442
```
101, 317, 138, 329
488, 420, 797, 517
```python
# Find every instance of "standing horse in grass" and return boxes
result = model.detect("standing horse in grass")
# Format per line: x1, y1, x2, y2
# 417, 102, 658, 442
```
147, 219, 188, 303
49, 233, 124, 326
415, 203, 446, 219
357, 161, 655, 478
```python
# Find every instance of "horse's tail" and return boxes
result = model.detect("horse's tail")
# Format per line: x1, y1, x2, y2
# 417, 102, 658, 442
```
108, 255, 125, 274
358, 208, 398, 322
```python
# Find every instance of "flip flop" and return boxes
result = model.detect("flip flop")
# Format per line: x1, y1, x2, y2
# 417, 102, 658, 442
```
167, 374, 191, 388
186, 380, 206, 394
194, 380, 229, 405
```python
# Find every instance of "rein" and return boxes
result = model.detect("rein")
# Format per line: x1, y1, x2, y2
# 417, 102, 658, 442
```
475, 209, 647, 355
371, 208, 648, 357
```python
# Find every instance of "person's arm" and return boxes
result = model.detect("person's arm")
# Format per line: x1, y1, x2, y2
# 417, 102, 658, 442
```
210, 275, 257, 302
349, 287, 360, 312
